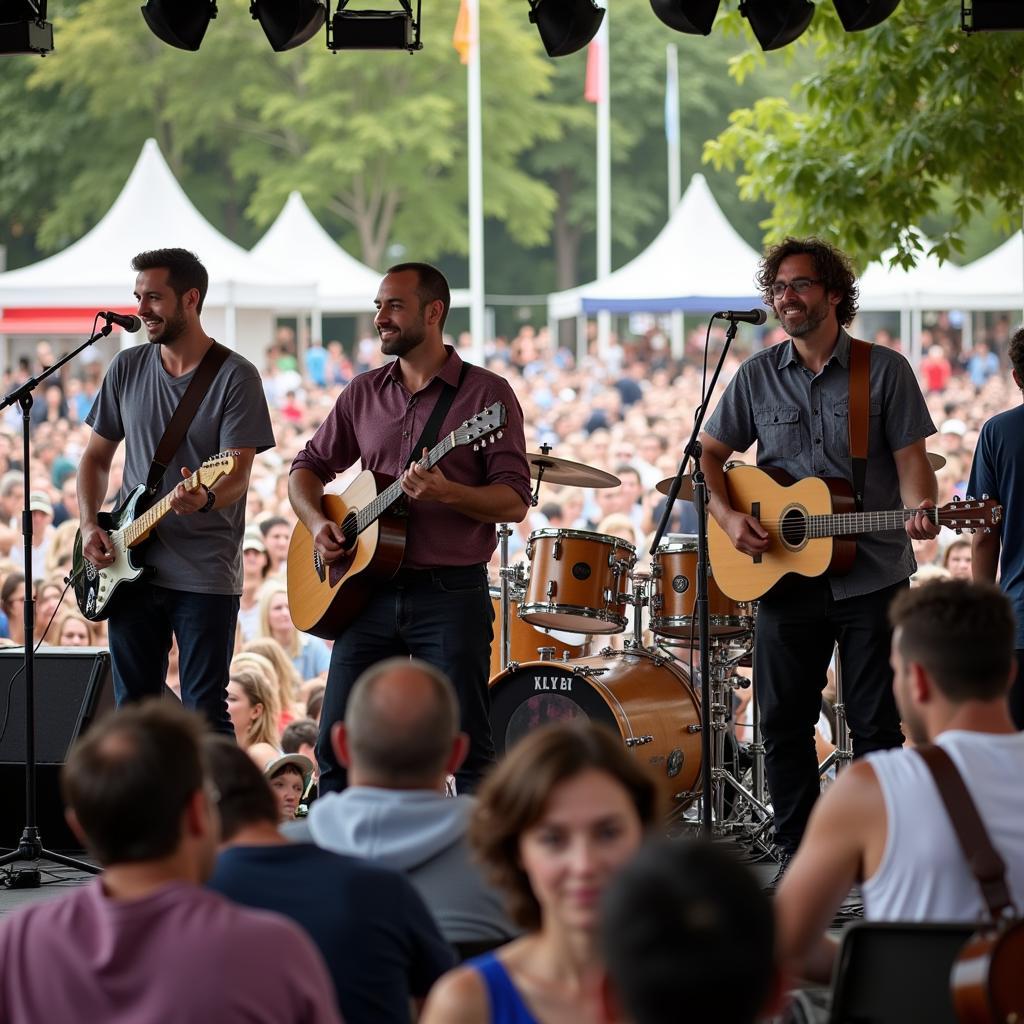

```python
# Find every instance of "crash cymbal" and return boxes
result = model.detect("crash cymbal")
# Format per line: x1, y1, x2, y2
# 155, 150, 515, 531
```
655, 475, 695, 501
927, 451, 946, 471
526, 452, 620, 488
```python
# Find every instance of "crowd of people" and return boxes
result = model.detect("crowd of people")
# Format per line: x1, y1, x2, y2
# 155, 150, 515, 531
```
0, 238, 1022, 1022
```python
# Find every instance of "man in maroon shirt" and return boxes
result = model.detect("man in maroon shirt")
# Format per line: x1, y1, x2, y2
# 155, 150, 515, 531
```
290, 263, 531, 793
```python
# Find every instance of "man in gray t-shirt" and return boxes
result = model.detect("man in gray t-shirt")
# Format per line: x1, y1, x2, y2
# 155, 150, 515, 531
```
79, 248, 274, 731
700, 238, 938, 872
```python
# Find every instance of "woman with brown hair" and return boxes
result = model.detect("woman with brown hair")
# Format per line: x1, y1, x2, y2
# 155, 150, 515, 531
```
1, 572, 26, 647
421, 722, 657, 1024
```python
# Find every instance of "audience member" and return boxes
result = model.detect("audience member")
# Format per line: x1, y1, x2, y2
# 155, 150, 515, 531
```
256, 580, 331, 682
264, 752, 314, 822
282, 717, 319, 765
776, 581, 1024, 983
0, 700, 341, 1023
226, 666, 281, 768
259, 515, 292, 576
600, 839, 781, 1024
294, 657, 517, 949
942, 536, 972, 580
1, 571, 25, 645
421, 721, 656, 1024
205, 736, 454, 1023
238, 530, 271, 641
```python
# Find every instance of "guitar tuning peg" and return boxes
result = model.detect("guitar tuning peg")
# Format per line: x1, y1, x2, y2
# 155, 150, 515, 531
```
497, 430, 504, 439
952, 495, 960, 503
955, 528, 962, 535
982, 493, 990, 500
473, 443, 480, 452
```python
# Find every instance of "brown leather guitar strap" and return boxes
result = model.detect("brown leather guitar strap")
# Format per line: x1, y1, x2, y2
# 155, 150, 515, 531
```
918, 744, 1015, 923
848, 337, 871, 512
146, 340, 231, 495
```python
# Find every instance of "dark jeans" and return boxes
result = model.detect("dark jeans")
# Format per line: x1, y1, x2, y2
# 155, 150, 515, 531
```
755, 576, 906, 853
1013, 651, 1024, 729
107, 585, 238, 735
317, 564, 494, 796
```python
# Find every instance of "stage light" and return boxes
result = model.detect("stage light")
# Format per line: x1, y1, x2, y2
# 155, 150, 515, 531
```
250, 0, 326, 51
0, 0, 53, 55
740, 0, 814, 51
327, 0, 421, 51
961, 1, 1024, 32
528, 0, 605, 58
141, 0, 216, 50
834, 0, 899, 31
649, 0, 718, 35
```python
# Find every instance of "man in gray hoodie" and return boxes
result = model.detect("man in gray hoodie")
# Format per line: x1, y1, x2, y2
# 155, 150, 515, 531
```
288, 657, 516, 952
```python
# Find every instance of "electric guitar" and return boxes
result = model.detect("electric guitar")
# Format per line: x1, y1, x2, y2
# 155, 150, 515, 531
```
72, 451, 239, 621
708, 465, 1002, 602
287, 402, 506, 640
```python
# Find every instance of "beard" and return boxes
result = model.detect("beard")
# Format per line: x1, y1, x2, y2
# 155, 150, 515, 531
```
776, 295, 830, 338
379, 322, 426, 358
147, 305, 187, 346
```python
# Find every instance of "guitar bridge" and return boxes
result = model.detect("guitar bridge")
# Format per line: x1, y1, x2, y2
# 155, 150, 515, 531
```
313, 549, 326, 583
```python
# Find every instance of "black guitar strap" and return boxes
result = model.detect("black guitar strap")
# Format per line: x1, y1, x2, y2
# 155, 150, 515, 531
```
146, 341, 231, 495
404, 361, 469, 469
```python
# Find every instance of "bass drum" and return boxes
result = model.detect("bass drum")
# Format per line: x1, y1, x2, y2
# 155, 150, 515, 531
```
489, 649, 702, 815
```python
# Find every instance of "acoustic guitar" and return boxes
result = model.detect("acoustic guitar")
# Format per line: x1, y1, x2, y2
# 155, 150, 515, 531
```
287, 402, 506, 639
71, 450, 239, 621
707, 465, 1002, 602
951, 923, 1024, 1023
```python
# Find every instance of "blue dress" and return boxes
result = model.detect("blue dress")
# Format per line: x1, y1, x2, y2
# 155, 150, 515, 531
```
470, 951, 540, 1024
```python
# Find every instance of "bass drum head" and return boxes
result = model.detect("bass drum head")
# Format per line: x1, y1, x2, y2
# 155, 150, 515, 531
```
489, 651, 702, 816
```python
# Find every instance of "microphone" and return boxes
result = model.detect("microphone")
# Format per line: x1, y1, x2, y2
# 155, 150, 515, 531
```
713, 308, 767, 325
99, 311, 142, 332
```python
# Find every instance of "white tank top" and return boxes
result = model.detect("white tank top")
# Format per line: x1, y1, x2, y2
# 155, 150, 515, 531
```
862, 729, 1024, 921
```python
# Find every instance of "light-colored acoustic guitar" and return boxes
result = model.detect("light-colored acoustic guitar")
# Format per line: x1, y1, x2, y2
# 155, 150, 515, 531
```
71, 450, 239, 621
287, 402, 506, 639
708, 465, 1002, 602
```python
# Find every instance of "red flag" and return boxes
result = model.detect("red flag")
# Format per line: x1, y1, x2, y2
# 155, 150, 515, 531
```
452, 0, 472, 64
584, 38, 602, 103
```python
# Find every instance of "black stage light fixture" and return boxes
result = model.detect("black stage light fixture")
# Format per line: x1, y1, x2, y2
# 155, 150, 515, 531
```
0, 0, 53, 55
250, 0, 326, 50
834, 0, 899, 31
740, 0, 815, 51
141, 0, 216, 50
961, 1, 1024, 32
649, 0, 718, 34
327, 0, 421, 51
528, 0, 604, 58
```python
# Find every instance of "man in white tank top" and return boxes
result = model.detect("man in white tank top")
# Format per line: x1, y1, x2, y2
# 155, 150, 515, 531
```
775, 580, 1024, 983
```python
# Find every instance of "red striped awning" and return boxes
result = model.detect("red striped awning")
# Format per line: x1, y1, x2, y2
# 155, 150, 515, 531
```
0, 307, 136, 335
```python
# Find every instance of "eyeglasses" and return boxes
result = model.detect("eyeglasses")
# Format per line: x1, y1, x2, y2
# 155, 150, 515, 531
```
770, 277, 821, 298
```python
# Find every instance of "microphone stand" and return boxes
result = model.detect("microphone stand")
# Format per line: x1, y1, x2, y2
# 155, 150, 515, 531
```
0, 323, 113, 884
650, 316, 739, 839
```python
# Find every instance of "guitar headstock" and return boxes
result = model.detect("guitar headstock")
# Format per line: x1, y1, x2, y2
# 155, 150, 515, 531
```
938, 496, 1003, 534
195, 450, 239, 490
454, 402, 506, 451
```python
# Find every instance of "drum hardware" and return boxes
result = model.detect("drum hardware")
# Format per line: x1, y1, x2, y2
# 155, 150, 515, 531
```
625, 735, 654, 748
818, 644, 853, 779
537, 646, 555, 661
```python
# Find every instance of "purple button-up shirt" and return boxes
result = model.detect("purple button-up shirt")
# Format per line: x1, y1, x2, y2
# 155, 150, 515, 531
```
291, 347, 531, 569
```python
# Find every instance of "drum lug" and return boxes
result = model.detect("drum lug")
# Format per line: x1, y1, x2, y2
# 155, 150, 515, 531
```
625, 734, 654, 748
651, 594, 663, 612
603, 587, 614, 606
686, 723, 702, 733
545, 580, 556, 598
552, 538, 562, 559
598, 645, 615, 657
537, 646, 556, 661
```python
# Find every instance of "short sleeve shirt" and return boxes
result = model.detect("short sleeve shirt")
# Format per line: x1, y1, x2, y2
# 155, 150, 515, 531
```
703, 329, 936, 599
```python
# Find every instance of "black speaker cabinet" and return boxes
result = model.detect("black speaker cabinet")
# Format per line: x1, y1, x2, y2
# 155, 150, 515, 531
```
0, 647, 114, 851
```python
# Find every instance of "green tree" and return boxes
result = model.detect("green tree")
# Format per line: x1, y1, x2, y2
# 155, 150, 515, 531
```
704, 2, 1024, 271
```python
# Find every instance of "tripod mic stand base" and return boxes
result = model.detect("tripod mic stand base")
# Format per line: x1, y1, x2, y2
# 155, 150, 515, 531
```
0, 825, 101, 886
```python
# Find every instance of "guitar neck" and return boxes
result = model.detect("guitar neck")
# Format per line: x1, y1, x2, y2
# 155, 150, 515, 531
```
809, 507, 938, 538
121, 475, 199, 547
356, 434, 455, 533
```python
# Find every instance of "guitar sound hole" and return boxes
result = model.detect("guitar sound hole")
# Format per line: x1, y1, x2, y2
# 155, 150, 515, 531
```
780, 508, 807, 549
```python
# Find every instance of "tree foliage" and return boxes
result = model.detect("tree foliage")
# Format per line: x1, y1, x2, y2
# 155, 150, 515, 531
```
704, 2, 1024, 271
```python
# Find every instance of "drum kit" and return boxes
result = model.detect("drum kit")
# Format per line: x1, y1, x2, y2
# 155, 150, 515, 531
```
486, 446, 836, 841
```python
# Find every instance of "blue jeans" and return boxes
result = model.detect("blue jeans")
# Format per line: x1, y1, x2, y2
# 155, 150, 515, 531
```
107, 585, 238, 734
317, 564, 494, 795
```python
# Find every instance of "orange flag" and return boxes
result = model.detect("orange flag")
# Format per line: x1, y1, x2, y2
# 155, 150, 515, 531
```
452, 0, 472, 64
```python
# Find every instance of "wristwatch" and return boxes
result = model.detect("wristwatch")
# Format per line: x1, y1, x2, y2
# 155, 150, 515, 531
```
198, 484, 216, 514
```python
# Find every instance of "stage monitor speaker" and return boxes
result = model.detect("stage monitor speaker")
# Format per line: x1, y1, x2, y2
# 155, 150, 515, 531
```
0, 647, 115, 851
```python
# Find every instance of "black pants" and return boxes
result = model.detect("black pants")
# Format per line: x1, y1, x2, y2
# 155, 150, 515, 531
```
755, 576, 906, 853
1012, 651, 1024, 729
316, 564, 495, 795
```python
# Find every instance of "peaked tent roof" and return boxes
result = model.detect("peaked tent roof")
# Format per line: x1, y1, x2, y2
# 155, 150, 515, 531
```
857, 234, 966, 312
0, 138, 315, 310
548, 174, 763, 320
939, 231, 1024, 311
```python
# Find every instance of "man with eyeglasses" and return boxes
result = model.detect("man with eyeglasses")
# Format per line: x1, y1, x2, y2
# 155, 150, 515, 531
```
700, 237, 939, 881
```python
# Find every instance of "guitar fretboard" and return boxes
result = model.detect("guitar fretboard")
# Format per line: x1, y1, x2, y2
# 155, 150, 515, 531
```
806, 507, 939, 539
121, 476, 200, 548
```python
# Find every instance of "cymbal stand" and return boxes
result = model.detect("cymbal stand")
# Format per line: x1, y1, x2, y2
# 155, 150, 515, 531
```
497, 523, 513, 671
818, 643, 852, 779
623, 573, 648, 651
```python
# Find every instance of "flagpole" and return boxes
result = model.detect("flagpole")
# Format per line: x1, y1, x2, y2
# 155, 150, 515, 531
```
666, 42, 681, 213
596, 7, 611, 358
467, 0, 485, 362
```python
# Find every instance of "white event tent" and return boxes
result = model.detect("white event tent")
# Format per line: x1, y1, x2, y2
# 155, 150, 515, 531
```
548, 174, 763, 331
0, 139, 316, 365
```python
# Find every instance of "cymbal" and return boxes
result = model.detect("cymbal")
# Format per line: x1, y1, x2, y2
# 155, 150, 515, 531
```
655, 476, 695, 501
927, 452, 946, 471
526, 452, 620, 488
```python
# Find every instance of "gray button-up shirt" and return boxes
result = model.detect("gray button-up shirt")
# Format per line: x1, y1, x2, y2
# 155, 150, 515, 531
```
704, 329, 936, 599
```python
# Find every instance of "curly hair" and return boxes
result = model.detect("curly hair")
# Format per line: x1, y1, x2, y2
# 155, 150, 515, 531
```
756, 236, 859, 328
469, 722, 658, 931
1008, 326, 1024, 383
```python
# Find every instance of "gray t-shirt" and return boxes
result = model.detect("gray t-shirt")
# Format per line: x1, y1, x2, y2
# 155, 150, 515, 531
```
86, 343, 275, 595
704, 329, 936, 599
